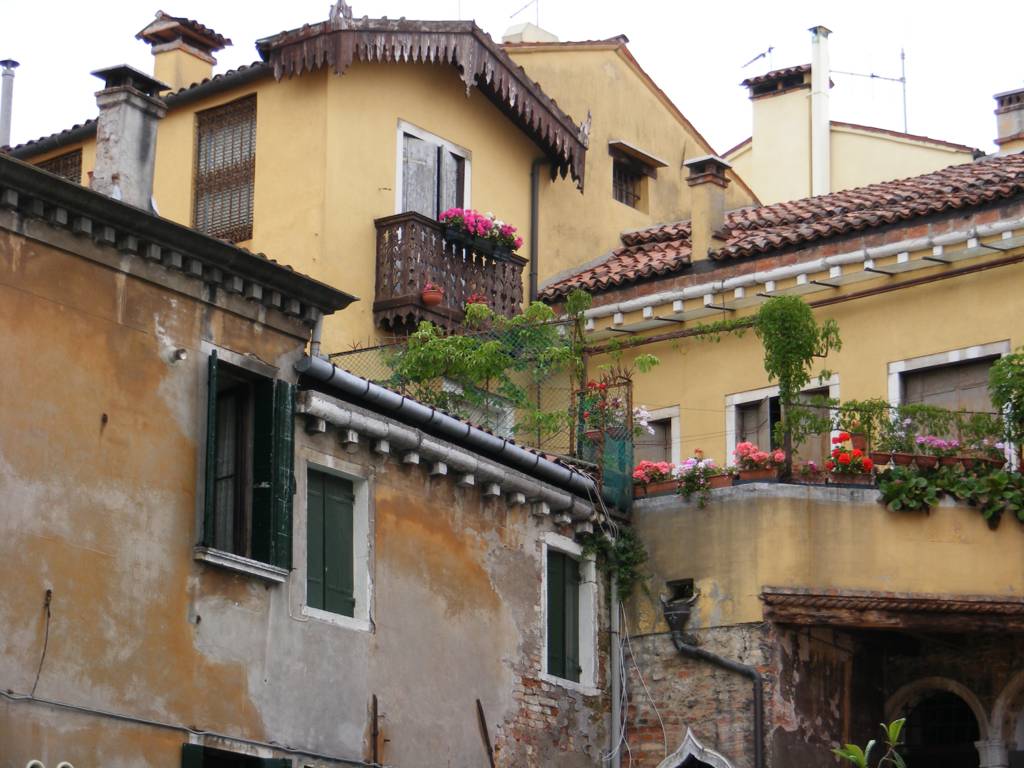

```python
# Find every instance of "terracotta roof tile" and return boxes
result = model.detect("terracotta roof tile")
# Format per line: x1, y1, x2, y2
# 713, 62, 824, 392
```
740, 63, 810, 88
541, 152, 1024, 300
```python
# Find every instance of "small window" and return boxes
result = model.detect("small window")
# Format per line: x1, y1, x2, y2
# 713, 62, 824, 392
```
612, 158, 644, 209
735, 388, 829, 463
634, 417, 672, 464
400, 125, 468, 218
194, 95, 256, 243
546, 549, 581, 683
182, 744, 290, 767
201, 350, 294, 569
902, 358, 996, 414
35, 149, 83, 183
306, 470, 356, 618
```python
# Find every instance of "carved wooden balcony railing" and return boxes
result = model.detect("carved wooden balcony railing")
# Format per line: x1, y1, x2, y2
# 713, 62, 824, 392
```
373, 212, 527, 333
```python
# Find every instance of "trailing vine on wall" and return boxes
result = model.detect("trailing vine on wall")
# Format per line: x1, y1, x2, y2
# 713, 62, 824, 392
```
579, 527, 649, 603
878, 465, 1024, 528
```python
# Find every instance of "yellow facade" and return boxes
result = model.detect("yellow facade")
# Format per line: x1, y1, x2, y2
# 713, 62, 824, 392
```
505, 42, 758, 283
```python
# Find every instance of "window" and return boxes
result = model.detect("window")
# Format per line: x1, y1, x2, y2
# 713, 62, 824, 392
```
194, 95, 256, 243
398, 123, 468, 218
546, 549, 581, 683
182, 744, 289, 767
735, 389, 830, 464
200, 350, 294, 570
612, 158, 643, 208
35, 149, 82, 183
306, 470, 355, 618
902, 358, 996, 414
634, 417, 672, 463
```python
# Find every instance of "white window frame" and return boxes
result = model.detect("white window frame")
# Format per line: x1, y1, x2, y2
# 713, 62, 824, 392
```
540, 532, 599, 696
643, 405, 681, 464
887, 341, 1011, 407
724, 374, 840, 462
394, 119, 472, 215
298, 450, 373, 633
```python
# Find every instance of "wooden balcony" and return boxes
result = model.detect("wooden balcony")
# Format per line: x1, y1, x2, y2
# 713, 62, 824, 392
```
373, 212, 527, 333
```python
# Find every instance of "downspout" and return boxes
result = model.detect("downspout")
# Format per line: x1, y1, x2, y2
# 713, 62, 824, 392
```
529, 158, 546, 302
609, 574, 622, 768
309, 312, 325, 359
662, 595, 764, 768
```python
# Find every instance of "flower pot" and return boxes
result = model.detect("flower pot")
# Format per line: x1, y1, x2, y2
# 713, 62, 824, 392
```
583, 428, 602, 443
795, 476, 827, 485
960, 456, 977, 471
737, 467, 779, 482
851, 433, 868, 452
492, 245, 511, 262
634, 480, 677, 498
420, 288, 444, 307
914, 455, 938, 470
869, 451, 892, 467
472, 235, 496, 256
985, 457, 1007, 469
708, 474, 733, 489
890, 452, 914, 467
829, 472, 874, 486
939, 456, 962, 468
443, 226, 471, 248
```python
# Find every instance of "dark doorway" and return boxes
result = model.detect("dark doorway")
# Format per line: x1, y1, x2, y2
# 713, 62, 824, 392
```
902, 691, 980, 768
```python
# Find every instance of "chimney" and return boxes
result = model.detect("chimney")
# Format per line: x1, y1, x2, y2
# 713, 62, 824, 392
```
501, 22, 560, 44
684, 155, 731, 261
0, 59, 19, 148
994, 87, 1024, 155
809, 26, 832, 196
91, 65, 168, 210
136, 12, 231, 92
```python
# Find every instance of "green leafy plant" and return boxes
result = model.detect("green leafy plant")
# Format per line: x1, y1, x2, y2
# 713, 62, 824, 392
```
834, 398, 890, 450
877, 467, 940, 512
878, 464, 1024, 528
580, 527, 649, 602
990, 348, 1024, 456
833, 719, 906, 768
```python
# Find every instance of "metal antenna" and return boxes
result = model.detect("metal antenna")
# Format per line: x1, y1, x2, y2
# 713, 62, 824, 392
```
510, 0, 539, 25
741, 46, 775, 70
832, 48, 909, 133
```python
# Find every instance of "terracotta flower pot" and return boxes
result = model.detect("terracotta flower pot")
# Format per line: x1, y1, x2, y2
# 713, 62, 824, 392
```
914, 455, 938, 470
869, 451, 892, 467
960, 457, 977, 471
939, 456, 962, 468
584, 429, 602, 443
985, 457, 1007, 469
421, 288, 444, 307
737, 467, 779, 482
795, 476, 827, 485
708, 474, 733, 489
634, 479, 677, 498
851, 433, 868, 452
829, 472, 874, 486
890, 452, 914, 466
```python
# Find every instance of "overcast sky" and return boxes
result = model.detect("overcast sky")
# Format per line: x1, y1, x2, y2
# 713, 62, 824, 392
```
3, 1, 1022, 153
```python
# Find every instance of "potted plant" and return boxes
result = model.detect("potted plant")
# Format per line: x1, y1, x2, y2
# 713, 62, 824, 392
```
439, 208, 524, 260
676, 452, 730, 507
915, 435, 962, 468
633, 460, 677, 498
420, 281, 445, 307
794, 460, 827, 485
826, 437, 875, 485
733, 441, 785, 482
877, 414, 915, 466
990, 348, 1024, 467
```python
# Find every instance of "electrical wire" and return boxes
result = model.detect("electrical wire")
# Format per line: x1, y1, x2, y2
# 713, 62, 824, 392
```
622, 609, 668, 760
30, 589, 52, 697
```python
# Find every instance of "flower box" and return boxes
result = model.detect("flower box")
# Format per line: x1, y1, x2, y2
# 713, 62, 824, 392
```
794, 476, 828, 485
443, 225, 472, 248
939, 456, 962, 468
890, 452, 915, 466
869, 451, 892, 467
914, 455, 938, 470
634, 480, 678, 498
737, 468, 779, 482
708, 474, 733, 489
829, 472, 874, 486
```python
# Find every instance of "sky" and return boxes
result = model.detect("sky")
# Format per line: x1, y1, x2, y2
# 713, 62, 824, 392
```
3, 1, 1023, 153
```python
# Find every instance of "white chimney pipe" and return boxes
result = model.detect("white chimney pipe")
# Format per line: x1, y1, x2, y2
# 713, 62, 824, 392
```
809, 26, 831, 197
0, 59, 19, 148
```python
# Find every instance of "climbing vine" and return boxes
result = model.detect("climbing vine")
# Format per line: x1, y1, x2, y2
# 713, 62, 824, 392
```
579, 526, 649, 603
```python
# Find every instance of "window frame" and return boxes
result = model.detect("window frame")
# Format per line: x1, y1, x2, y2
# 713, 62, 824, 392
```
611, 156, 646, 210
541, 532, 598, 695
636, 405, 680, 464
35, 148, 83, 184
194, 343, 293, 583
394, 119, 472, 217
887, 341, 1010, 408
298, 453, 373, 633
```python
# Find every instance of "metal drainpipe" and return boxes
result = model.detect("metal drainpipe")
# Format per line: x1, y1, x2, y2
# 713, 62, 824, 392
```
0, 60, 19, 148
662, 596, 765, 768
529, 158, 546, 302
609, 574, 622, 768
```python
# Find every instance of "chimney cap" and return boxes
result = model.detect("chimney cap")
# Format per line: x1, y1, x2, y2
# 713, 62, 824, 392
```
684, 155, 732, 188
136, 11, 231, 53
0, 59, 19, 70
808, 25, 833, 37
91, 65, 168, 97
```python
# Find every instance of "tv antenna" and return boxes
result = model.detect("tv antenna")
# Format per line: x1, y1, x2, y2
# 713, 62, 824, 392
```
510, 0, 539, 26
741, 46, 775, 70
832, 48, 908, 133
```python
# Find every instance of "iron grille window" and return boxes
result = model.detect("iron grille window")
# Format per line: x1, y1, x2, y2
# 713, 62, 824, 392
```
194, 95, 256, 243
36, 149, 83, 183
612, 158, 642, 208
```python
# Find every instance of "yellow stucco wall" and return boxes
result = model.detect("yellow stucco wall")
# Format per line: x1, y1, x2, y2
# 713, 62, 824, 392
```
506, 45, 757, 284
631, 484, 1024, 631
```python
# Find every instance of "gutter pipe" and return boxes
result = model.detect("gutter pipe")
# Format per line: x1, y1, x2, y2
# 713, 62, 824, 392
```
609, 575, 622, 768
295, 355, 602, 503
529, 158, 546, 302
662, 596, 764, 768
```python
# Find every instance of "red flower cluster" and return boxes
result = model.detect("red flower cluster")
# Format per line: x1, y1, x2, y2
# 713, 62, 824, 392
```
825, 445, 873, 474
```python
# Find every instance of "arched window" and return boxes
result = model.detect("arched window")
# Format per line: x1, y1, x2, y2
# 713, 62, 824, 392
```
903, 691, 981, 768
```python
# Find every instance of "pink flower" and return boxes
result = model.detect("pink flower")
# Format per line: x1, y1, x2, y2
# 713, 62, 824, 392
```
773, 450, 785, 464
513, 236, 524, 250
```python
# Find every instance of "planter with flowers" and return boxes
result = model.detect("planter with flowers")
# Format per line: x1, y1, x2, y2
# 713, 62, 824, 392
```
633, 460, 677, 498
826, 433, 875, 485
733, 442, 785, 482
794, 460, 827, 485
421, 281, 444, 307
915, 435, 963, 468
676, 451, 730, 507
439, 208, 524, 261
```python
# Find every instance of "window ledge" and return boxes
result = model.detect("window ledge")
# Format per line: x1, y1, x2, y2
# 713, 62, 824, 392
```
301, 605, 372, 633
540, 672, 600, 697
193, 546, 290, 583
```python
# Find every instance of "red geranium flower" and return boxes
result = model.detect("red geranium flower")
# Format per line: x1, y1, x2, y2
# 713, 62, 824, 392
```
838, 453, 852, 465
862, 457, 874, 471
825, 460, 835, 471
839, 432, 851, 441
852, 448, 863, 458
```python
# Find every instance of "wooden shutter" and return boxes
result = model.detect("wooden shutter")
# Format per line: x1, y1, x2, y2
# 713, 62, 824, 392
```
402, 134, 438, 217
440, 151, 465, 212
250, 378, 293, 568
194, 95, 256, 243
546, 549, 566, 679
564, 555, 581, 683
271, 379, 295, 569
634, 418, 671, 463
202, 351, 218, 547
904, 359, 996, 413
36, 149, 83, 183
737, 398, 772, 449
323, 474, 356, 617
306, 470, 326, 610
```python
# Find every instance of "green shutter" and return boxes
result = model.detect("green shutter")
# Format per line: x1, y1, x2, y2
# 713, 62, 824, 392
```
251, 378, 276, 563
306, 470, 326, 610
547, 550, 566, 678
565, 556, 581, 683
271, 379, 295, 569
202, 351, 218, 547
324, 474, 355, 617
181, 744, 204, 768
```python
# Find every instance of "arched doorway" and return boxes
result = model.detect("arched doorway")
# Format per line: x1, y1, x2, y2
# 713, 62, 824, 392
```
902, 691, 981, 768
